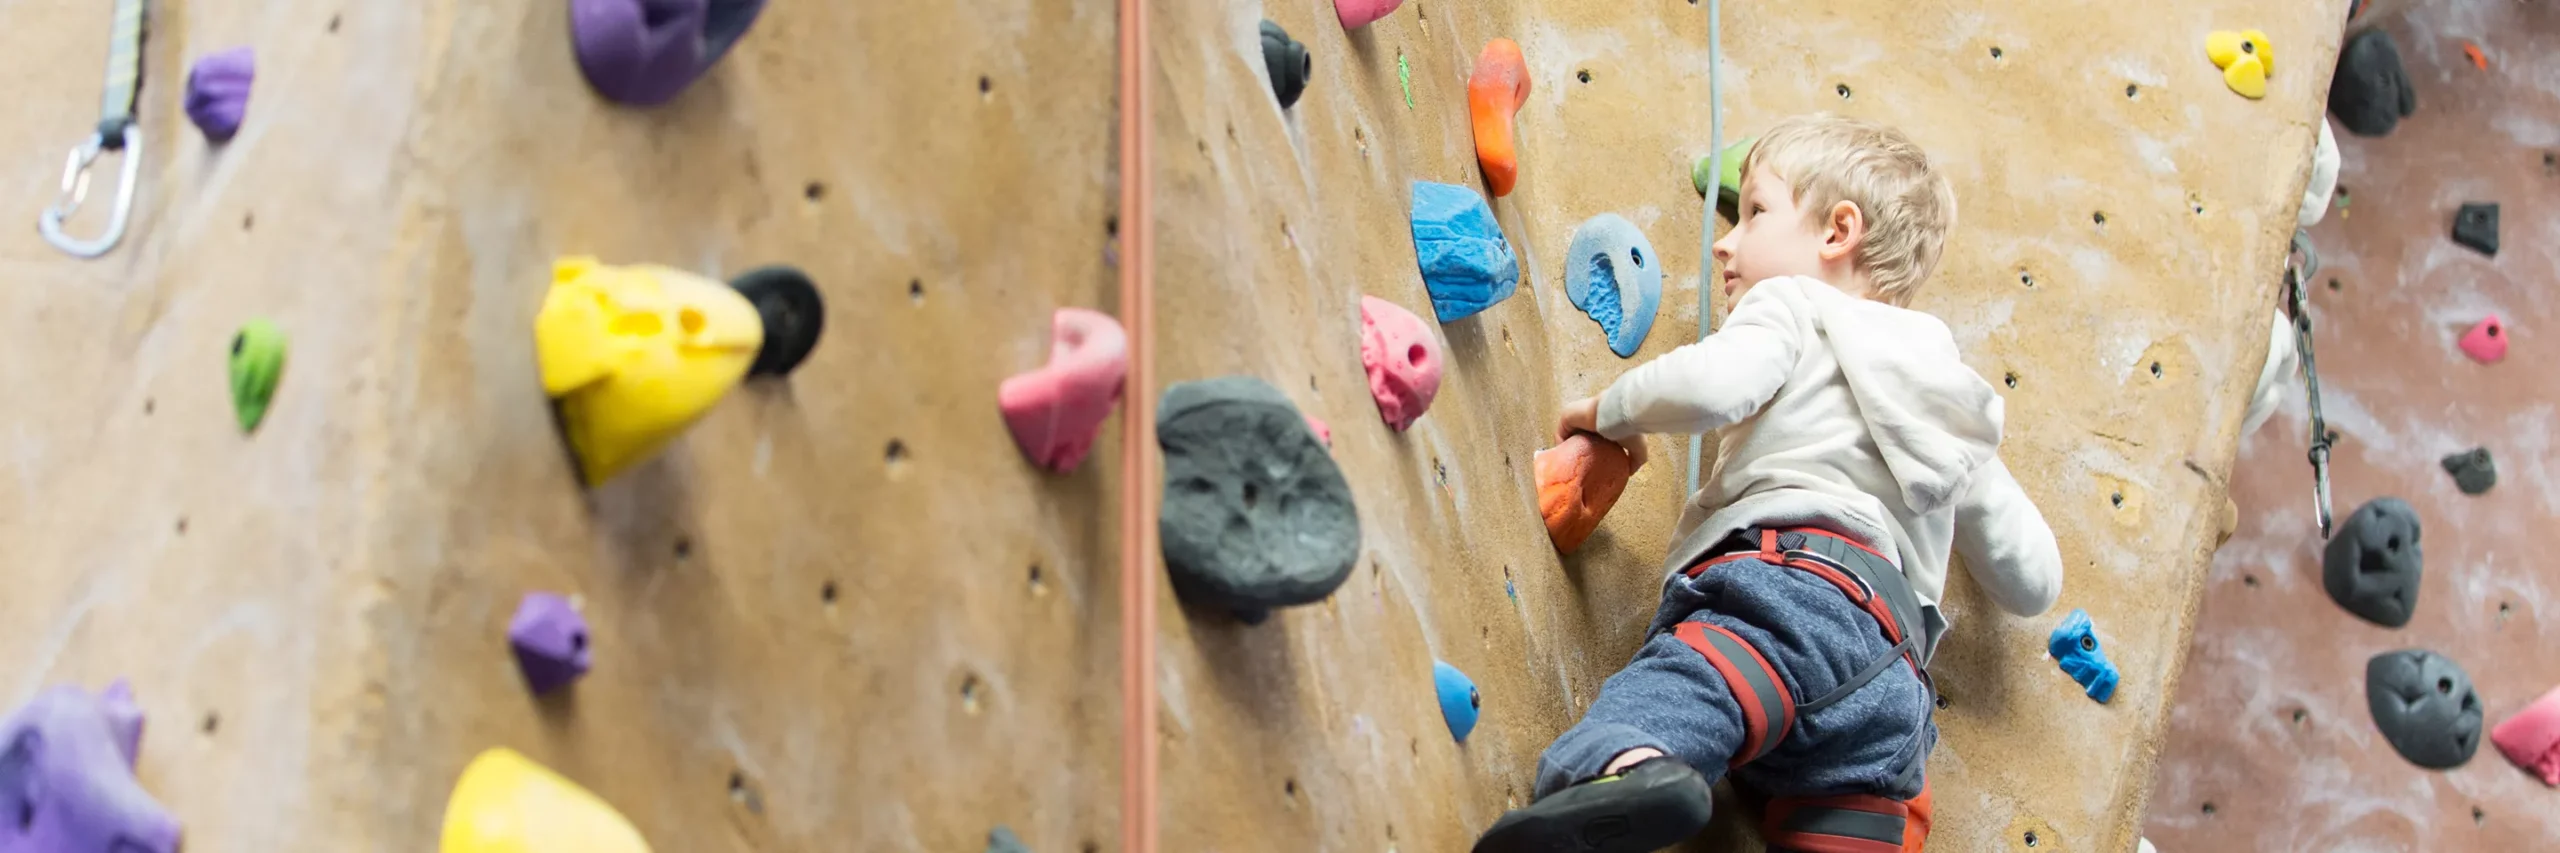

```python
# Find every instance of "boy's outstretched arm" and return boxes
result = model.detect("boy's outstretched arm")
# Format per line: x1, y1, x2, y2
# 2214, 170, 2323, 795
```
1584, 287, 1804, 442
1952, 456, 2064, 616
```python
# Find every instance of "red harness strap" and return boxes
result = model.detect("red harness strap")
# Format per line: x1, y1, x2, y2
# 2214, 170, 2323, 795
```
1762, 784, 1932, 853
1674, 621, 1796, 766
1684, 528, 1915, 673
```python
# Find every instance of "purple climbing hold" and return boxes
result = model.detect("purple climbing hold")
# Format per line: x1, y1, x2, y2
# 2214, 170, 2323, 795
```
184, 47, 254, 143
509, 592, 593, 694
0, 682, 185, 853
570, 0, 770, 106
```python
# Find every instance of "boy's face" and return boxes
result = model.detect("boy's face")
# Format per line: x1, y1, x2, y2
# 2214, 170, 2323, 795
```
1713, 165, 1837, 303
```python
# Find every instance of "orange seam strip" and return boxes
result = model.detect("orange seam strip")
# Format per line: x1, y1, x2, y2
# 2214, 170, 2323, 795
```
1116, 0, 1157, 847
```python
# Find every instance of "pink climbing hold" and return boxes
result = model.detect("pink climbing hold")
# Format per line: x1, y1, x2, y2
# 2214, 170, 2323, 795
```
2460, 315, 2507, 364
1360, 295, 1444, 431
1000, 307, 1129, 472
1304, 414, 1332, 447
1335, 0, 1405, 29
2493, 685, 2560, 786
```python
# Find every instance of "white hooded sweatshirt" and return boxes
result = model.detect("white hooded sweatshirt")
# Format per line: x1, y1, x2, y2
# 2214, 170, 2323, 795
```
1595, 277, 2064, 631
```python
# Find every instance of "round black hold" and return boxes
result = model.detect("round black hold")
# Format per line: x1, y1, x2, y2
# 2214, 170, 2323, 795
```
2322, 497, 2423, 627
1260, 20, 1311, 109
2365, 648, 2483, 769
2329, 28, 2415, 137
731, 265, 824, 377
1158, 376, 1359, 612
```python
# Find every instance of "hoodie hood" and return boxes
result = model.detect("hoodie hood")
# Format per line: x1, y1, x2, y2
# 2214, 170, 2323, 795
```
1802, 282, 2005, 514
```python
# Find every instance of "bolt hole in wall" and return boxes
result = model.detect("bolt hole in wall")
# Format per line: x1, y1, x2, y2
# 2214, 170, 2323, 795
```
2290, 707, 2308, 726
2111, 491, 2125, 508
175, 516, 187, 535
2150, 361, 2163, 378
2004, 371, 2019, 389
1577, 69, 1592, 84
200, 713, 218, 735
978, 75, 992, 96
960, 673, 983, 714
2127, 83, 2140, 98
2243, 574, 2259, 587
673, 536, 692, 560
820, 580, 837, 605
2024, 830, 2040, 847
2018, 270, 2036, 288
241, 212, 253, 231
1836, 83, 1852, 100
1028, 562, 1046, 595
908, 278, 924, 304
1991, 46, 2005, 59
326, 13, 339, 33
803, 182, 824, 202
2475, 806, 2487, 826
2201, 801, 2216, 816
2092, 211, 2108, 228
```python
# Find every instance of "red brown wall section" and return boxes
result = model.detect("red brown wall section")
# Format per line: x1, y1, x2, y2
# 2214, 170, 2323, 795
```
2147, 1, 2560, 848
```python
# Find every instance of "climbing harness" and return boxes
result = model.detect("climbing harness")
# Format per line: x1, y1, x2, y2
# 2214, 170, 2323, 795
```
1115, 0, 1159, 847
38, 0, 150, 259
2285, 230, 2337, 537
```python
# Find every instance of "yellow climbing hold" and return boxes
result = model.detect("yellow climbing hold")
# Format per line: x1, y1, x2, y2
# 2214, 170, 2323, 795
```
441, 748, 652, 853
2223, 54, 2268, 99
537, 256, 764, 486
2207, 29, 2273, 77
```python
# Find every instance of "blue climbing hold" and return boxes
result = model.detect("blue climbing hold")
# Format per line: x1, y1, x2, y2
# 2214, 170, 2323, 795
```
2048, 608, 2118, 703
1434, 660, 1481, 741
1564, 214, 1661, 357
1410, 181, 1520, 323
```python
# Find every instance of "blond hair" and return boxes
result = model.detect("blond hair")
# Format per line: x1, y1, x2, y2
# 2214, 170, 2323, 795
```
1740, 114, 1957, 305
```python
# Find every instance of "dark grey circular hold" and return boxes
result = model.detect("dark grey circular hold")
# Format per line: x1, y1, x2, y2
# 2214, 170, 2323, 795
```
1260, 20, 1311, 109
2323, 496, 2422, 627
1158, 376, 1359, 613
2329, 28, 2415, 137
2441, 447, 2496, 495
2365, 648, 2483, 769
732, 265, 824, 377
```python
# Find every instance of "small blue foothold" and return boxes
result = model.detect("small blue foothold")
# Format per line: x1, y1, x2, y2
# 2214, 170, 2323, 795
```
1434, 660, 1481, 741
2048, 608, 2118, 703
1563, 213, 1662, 358
1410, 181, 1520, 323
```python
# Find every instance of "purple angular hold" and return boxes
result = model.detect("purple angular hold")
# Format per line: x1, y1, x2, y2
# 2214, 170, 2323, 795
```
184, 47, 255, 142
0, 682, 185, 853
570, 0, 770, 106
509, 592, 593, 694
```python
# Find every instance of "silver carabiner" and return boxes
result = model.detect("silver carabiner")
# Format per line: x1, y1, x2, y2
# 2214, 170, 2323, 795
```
2285, 230, 2335, 537
39, 129, 142, 259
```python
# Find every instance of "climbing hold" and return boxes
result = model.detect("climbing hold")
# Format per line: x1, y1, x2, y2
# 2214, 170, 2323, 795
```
2364, 649, 2484, 770
1410, 181, 1520, 322
1358, 296, 1444, 430
537, 256, 764, 486
1564, 214, 1662, 357
2222, 54, 2267, 99
1467, 39, 1531, 197
2440, 448, 2496, 496
2491, 685, 2560, 786
1434, 660, 1481, 742
1334, 0, 1404, 30
441, 747, 652, 853
2299, 120, 2340, 229
2463, 42, 2488, 71
183, 47, 254, 143
570, 0, 768, 107
1303, 414, 1332, 447
1535, 433, 1632, 555
999, 307, 1130, 473
1260, 20, 1311, 109
1692, 136, 1755, 217
986, 826, 1033, 853
731, 266, 824, 377
2459, 316, 2507, 364
1158, 377, 1360, 614
2047, 609, 2119, 703
229, 319, 288, 433
509, 592, 592, 695
1397, 53, 1413, 109
2205, 30, 2273, 76
2329, 28, 2415, 137
2322, 497, 2423, 628
2452, 203, 2499, 257
0, 682, 183, 853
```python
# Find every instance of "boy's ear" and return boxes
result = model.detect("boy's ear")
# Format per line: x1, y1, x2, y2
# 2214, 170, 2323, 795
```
1821, 200, 1867, 262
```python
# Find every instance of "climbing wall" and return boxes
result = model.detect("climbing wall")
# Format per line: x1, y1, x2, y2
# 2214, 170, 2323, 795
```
2146, 1, 2560, 848
0, 1, 1132, 850
1149, 1, 2344, 851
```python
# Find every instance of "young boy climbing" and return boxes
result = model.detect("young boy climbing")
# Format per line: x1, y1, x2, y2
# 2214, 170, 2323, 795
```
1475, 114, 2066, 853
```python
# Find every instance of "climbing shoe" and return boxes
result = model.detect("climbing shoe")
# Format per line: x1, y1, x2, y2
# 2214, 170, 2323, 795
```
1470, 758, 1714, 853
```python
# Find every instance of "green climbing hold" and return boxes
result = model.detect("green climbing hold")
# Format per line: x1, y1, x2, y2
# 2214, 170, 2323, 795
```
1398, 52, 1413, 108
229, 319, 286, 432
1692, 136, 1756, 210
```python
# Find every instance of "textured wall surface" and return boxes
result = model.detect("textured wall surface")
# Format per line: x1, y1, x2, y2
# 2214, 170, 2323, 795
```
2147, 1, 2560, 849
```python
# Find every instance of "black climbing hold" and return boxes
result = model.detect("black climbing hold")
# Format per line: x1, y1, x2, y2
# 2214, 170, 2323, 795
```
2322, 497, 2423, 628
2452, 203, 2499, 257
2365, 648, 2484, 769
731, 266, 825, 377
1260, 21, 1311, 110
1158, 376, 1360, 615
987, 826, 1031, 853
2329, 28, 2415, 137
2441, 448, 2496, 495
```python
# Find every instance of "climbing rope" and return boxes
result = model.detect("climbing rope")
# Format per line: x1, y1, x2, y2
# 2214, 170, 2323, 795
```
38, 0, 149, 258
2285, 230, 2336, 538
1115, 0, 1159, 847
1687, 0, 1724, 497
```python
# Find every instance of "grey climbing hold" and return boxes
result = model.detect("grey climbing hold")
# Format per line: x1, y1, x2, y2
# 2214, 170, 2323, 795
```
2366, 648, 2484, 769
1564, 214, 1661, 358
2442, 448, 2496, 495
1158, 376, 1360, 614
2322, 497, 2422, 628
987, 826, 1032, 853
1261, 21, 1311, 109
2453, 203, 2499, 257
1410, 181, 1520, 323
2329, 28, 2414, 137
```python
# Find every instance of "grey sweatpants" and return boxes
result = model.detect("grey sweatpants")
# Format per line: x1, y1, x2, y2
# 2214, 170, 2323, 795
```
1534, 552, 1937, 802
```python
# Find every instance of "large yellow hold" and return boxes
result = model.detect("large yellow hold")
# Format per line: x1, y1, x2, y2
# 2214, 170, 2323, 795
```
2205, 29, 2273, 99
537, 256, 763, 486
441, 748, 652, 853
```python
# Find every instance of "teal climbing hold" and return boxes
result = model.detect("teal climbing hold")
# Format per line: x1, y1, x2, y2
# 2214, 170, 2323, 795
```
1410, 181, 1520, 323
1434, 660, 1480, 741
228, 319, 287, 433
1564, 214, 1661, 358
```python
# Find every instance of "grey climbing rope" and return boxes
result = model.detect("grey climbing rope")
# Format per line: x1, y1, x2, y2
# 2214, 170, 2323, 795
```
2286, 230, 2336, 537
38, 0, 149, 258
1687, 0, 1723, 497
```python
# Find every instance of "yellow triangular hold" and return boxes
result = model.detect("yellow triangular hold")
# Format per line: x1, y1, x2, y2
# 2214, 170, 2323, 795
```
2206, 30, 2245, 69
441, 748, 653, 853
2223, 54, 2268, 99
2242, 29, 2273, 75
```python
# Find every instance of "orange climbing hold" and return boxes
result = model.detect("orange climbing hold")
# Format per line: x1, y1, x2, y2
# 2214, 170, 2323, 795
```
2464, 42, 2488, 70
1535, 433, 1632, 554
1468, 39, 1531, 198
